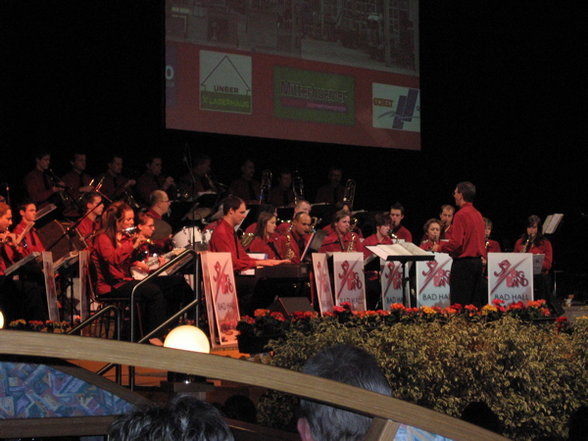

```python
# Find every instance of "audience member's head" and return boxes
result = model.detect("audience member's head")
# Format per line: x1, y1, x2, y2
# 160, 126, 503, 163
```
297, 344, 391, 441
109, 395, 234, 441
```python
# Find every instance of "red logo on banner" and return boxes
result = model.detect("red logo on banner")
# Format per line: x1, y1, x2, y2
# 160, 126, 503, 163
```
494, 259, 529, 289
213, 260, 234, 297
338, 260, 362, 294
419, 260, 451, 294
385, 262, 402, 290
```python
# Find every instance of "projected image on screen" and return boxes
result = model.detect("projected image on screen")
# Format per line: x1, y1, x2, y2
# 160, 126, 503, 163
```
165, 0, 420, 150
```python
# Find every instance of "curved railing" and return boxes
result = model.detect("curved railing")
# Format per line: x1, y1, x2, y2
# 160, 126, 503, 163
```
0, 331, 509, 441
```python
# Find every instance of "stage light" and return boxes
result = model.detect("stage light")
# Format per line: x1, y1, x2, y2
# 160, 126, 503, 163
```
163, 325, 210, 354
0, 310, 4, 329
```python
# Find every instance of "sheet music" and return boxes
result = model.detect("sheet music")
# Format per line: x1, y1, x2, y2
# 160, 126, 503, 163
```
366, 243, 432, 260
543, 213, 564, 235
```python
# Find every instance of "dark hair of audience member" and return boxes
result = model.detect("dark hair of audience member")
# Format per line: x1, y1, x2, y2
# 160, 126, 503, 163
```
108, 394, 234, 441
298, 344, 391, 441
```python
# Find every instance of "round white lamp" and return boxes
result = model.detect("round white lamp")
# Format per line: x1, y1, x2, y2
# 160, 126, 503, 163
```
163, 325, 210, 354
0, 310, 4, 329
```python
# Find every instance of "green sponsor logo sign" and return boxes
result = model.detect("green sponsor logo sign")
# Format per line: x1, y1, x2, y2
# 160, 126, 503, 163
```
274, 66, 355, 126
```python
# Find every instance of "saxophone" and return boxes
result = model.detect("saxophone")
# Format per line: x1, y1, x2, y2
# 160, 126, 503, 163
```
347, 232, 356, 252
285, 233, 295, 260
521, 235, 533, 253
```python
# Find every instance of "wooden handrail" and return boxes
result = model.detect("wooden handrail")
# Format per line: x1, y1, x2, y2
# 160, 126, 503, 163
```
0, 331, 509, 441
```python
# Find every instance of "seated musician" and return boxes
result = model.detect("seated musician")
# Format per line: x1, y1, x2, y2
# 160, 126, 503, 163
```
276, 199, 311, 234
319, 210, 364, 253
96, 155, 136, 204
268, 169, 295, 208
244, 204, 276, 235
483, 217, 501, 253
23, 150, 63, 208
61, 152, 94, 218
228, 158, 261, 204
0, 202, 48, 322
209, 196, 287, 314
389, 202, 412, 242
77, 191, 104, 246
247, 211, 282, 259
177, 153, 218, 199
419, 218, 442, 251
131, 212, 192, 308
135, 156, 176, 207
513, 215, 562, 315
275, 212, 312, 263
146, 190, 173, 247
13, 201, 45, 256
92, 201, 185, 338
362, 212, 393, 258
439, 204, 455, 240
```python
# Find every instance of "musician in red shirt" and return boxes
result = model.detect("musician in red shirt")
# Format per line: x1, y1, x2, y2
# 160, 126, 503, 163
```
362, 212, 393, 258
439, 204, 455, 241
247, 211, 281, 259
23, 151, 62, 208
92, 201, 179, 338
61, 153, 94, 218
483, 217, 501, 254
77, 192, 104, 246
419, 218, 442, 252
209, 196, 286, 271
435, 182, 486, 307
389, 202, 412, 243
0, 202, 47, 322
319, 210, 364, 253
209, 196, 287, 314
13, 202, 45, 255
275, 212, 312, 263
276, 199, 311, 234
512, 215, 562, 315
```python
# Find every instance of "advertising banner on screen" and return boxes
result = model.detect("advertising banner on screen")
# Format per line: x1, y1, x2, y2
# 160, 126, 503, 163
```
273, 66, 355, 125
200, 50, 252, 114
372, 83, 420, 132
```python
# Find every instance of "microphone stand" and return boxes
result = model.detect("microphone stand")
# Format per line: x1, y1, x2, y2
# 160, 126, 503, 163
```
44, 200, 105, 323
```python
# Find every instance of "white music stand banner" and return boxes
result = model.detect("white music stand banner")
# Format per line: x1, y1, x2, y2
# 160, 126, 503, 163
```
201, 252, 240, 348
380, 260, 404, 309
312, 253, 334, 315
41, 251, 60, 322
332, 252, 366, 311
488, 252, 534, 304
416, 253, 452, 308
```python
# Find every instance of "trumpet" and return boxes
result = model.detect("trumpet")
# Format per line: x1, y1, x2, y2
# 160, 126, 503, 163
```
122, 226, 140, 236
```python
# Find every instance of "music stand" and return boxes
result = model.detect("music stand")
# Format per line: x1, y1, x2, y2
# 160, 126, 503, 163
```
366, 244, 435, 307
301, 230, 327, 263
